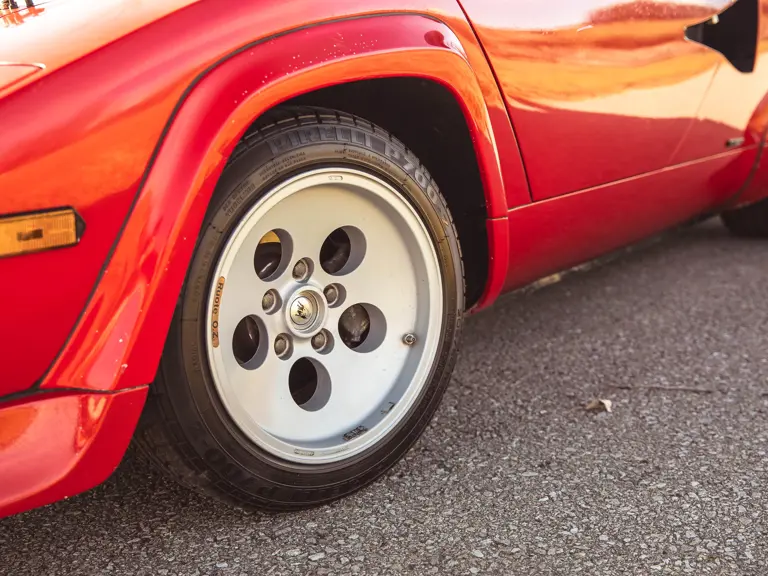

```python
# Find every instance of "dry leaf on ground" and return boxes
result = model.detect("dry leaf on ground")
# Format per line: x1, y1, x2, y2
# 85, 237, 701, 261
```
585, 398, 613, 413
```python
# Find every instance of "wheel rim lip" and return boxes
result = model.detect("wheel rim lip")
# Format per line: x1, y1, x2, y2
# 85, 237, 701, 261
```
205, 166, 444, 464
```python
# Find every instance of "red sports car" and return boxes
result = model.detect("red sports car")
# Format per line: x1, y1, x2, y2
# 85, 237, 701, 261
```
1, 0, 767, 517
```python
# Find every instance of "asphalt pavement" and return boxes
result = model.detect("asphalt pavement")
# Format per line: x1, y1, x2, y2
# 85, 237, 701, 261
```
2, 218, 767, 575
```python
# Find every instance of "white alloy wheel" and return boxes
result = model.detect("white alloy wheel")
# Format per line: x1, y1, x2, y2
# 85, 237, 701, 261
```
206, 167, 443, 463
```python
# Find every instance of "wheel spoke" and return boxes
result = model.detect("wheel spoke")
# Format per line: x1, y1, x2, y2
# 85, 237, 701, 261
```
311, 340, 410, 436
216, 273, 285, 348
217, 353, 296, 437
328, 218, 424, 351
256, 183, 363, 265
334, 260, 417, 335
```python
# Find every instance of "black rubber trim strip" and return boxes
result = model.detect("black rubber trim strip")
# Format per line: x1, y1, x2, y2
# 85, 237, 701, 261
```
0, 384, 150, 406
1, 12, 446, 400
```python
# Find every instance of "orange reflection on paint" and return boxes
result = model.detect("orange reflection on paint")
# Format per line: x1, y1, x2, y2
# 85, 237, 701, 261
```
0, 405, 37, 451
1, 3, 44, 28
75, 395, 108, 450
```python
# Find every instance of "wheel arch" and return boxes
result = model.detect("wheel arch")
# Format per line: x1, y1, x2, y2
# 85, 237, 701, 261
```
38, 14, 516, 395
269, 78, 488, 308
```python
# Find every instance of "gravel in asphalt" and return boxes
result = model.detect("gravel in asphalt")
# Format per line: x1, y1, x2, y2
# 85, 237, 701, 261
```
2, 219, 767, 575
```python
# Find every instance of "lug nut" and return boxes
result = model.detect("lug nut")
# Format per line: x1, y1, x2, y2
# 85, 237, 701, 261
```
262, 289, 280, 313
323, 283, 345, 307
311, 330, 333, 354
274, 334, 292, 359
292, 259, 311, 281
324, 284, 339, 306
311, 331, 327, 350
402, 333, 417, 346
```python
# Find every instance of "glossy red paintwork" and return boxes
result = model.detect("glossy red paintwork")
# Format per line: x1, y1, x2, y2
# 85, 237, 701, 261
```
0, 63, 41, 90
22, 14, 515, 397
504, 147, 758, 291
734, 148, 768, 206
459, 0, 758, 200
674, 1, 768, 161
2, 0, 768, 517
0, 386, 147, 518
0, 0, 197, 83
0, 1, 527, 397
715, 1, 768, 207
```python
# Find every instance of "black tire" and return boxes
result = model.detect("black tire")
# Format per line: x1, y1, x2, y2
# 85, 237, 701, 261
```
134, 107, 465, 511
721, 197, 768, 238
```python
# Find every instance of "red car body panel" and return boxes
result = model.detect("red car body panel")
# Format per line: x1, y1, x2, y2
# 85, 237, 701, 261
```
1, 0, 767, 517
505, 148, 758, 290
34, 14, 518, 399
0, 386, 147, 517
459, 0, 768, 200
675, 2, 768, 163
0, 0, 199, 85
0, 1, 527, 397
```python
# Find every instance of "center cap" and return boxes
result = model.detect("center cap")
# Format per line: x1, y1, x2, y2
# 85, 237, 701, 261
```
290, 295, 315, 326
284, 286, 327, 338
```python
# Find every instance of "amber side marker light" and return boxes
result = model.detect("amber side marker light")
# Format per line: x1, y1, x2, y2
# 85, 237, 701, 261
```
0, 208, 83, 258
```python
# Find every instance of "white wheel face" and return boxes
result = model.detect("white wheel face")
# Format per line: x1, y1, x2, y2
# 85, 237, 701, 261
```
206, 167, 443, 464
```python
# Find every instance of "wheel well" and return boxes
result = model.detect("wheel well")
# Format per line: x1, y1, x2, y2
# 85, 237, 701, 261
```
281, 78, 490, 308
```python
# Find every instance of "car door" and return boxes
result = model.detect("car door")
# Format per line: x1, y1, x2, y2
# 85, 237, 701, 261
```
673, 0, 768, 163
458, 0, 740, 201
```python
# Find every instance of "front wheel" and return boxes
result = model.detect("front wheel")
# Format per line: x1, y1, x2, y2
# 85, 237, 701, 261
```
135, 108, 464, 510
